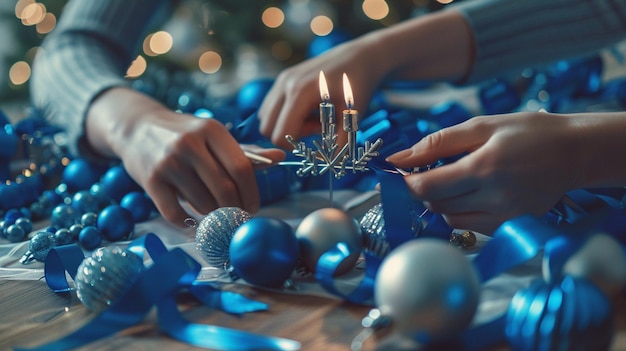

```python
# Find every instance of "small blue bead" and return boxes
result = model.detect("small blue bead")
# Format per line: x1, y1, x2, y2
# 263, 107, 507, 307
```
81, 212, 98, 227
50, 204, 77, 229
6, 224, 26, 242
72, 190, 100, 214
54, 228, 73, 246
78, 226, 102, 250
120, 191, 155, 222
97, 205, 134, 241
69, 224, 84, 240
15, 217, 32, 234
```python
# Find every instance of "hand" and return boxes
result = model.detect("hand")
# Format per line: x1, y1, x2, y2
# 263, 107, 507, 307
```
386, 112, 583, 234
86, 88, 286, 226
258, 37, 386, 149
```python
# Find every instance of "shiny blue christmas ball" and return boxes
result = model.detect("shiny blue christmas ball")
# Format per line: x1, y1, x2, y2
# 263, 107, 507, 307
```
80, 212, 98, 227
120, 191, 155, 222
15, 217, 33, 236
50, 204, 78, 229
100, 165, 142, 203
505, 276, 613, 351
72, 190, 101, 214
54, 228, 73, 246
229, 217, 298, 288
5, 224, 26, 242
236, 79, 274, 116
62, 158, 107, 193
97, 205, 134, 241
79, 226, 102, 250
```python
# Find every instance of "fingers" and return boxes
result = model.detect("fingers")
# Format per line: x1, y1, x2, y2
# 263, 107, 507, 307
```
144, 181, 195, 226
386, 117, 492, 168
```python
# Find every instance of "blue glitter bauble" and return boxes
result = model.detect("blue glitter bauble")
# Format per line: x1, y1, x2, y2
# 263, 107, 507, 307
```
75, 246, 144, 312
120, 191, 155, 222
100, 165, 141, 203
97, 205, 134, 241
505, 276, 614, 351
62, 158, 107, 193
29, 231, 56, 262
78, 226, 102, 250
229, 217, 299, 288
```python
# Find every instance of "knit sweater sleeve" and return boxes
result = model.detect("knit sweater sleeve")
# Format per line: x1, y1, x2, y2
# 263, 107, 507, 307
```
30, 0, 169, 158
452, 0, 626, 83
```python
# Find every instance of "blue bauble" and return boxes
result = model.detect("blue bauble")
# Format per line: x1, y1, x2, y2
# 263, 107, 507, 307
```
15, 217, 33, 235
100, 165, 141, 203
62, 158, 107, 193
97, 205, 134, 241
54, 228, 73, 246
80, 212, 98, 227
5, 224, 26, 242
79, 226, 102, 250
120, 191, 155, 222
236, 79, 274, 116
29, 231, 56, 262
505, 276, 614, 351
50, 204, 78, 229
72, 190, 101, 214
307, 30, 351, 57
75, 246, 144, 312
229, 217, 298, 288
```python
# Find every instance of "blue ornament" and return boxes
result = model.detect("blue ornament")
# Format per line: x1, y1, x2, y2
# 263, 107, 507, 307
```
78, 226, 102, 250
236, 79, 274, 116
69, 223, 84, 240
89, 183, 110, 208
505, 276, 614, 351
97, 205, 134, 241
28, 231, 56, 262
80, 212, 98, 227
72, 190, 101, 214
54, 228, 73, 246
229, 217, 299, 288
50, 204, 78, 229
100, 165, 141, 203
6, 224, 26, 242
120, 191, 155, 222
307, 30, 351, 57
75, 246, 144, 312
195, 207, 252, 269
62, 158, 107, 193
4, 208, 22, 225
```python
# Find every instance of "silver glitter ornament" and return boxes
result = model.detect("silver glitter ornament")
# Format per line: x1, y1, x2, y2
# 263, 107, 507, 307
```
359, 202, 423, 259
195, 207, 252, 269
75, 246, 144, 313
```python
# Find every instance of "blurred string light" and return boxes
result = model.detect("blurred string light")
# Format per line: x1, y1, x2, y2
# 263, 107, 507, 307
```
198, 51, 222, 74
310, 15, 333, 36
9, 61, 31, 86
126, 55, 147, 78
362, 0, 389, 20
437, 0, 455, 4
262, 7, 285, 28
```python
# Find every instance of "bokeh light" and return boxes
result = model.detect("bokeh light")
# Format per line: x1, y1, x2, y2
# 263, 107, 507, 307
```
362, 0, 389, 20
198, 51, 222, 74
15, 0, 35, 18
149, 31, 173, 55
9, 61, 31, 85
262, 7, 285, 28
126, 55, 147, 78
310, 15, 333, 36
437, 0, 455, 4
36, 12, 56, 34
20, 2, 46, 26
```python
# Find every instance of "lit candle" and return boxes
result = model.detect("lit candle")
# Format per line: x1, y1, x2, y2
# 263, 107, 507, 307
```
342, 73, 358, 162
318, 71, 335, 140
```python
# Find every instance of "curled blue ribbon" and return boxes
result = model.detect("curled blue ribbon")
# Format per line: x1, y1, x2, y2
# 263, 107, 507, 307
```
17, 233, 300, 351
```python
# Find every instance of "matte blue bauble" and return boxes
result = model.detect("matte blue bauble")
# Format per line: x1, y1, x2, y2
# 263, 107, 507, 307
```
100, 165, 141, 203
120, 191, 155, 222
50, 204, 78, 229
229, 217, 298, 288
75, 246, 144, 312
505, 276, 614, 351
79, 226, 102, 250
97, 205, 134, 241
62, 158, 107, 193
236, 79, 274, 116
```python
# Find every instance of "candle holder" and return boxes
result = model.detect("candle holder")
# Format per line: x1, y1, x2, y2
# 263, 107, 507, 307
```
284, 72, 383, 180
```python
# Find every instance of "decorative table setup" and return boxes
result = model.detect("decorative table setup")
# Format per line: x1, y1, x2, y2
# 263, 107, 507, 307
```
1, 59, 626, 351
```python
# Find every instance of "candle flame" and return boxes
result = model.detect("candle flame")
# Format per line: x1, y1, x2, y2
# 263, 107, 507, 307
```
342, 73, 354, 110
319, 71, 330, 102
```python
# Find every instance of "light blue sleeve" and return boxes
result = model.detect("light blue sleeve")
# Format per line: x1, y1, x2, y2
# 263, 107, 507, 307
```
453, 0, 626, 83
30, 0, 170, 158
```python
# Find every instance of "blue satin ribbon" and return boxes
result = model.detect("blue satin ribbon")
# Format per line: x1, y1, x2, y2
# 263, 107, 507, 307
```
17, 233, 300, 351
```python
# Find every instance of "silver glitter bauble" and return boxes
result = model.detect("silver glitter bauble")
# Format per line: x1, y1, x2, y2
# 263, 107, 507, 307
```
375, 239, 480, 340
75, 246, 144, 313
295, 208, 362, 275
359, 202, 423, 259
195, 207, 252, 269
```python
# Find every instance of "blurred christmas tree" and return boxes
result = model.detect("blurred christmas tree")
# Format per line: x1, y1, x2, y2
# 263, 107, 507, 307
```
1, 0, 456, 103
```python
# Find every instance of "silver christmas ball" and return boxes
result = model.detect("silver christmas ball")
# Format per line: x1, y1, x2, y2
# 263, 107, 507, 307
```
195, 207, 252, 269
295, 208, 362, 275
561, 233, 626, 296
359, 202, 423, 259
75, 246, 144, 313
375, 239, 480, 340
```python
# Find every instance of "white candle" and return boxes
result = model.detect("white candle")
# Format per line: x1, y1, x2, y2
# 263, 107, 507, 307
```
318, 71, 335, 139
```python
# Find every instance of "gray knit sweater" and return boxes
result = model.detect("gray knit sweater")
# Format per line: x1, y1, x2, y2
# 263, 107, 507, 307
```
30, 0, 626, 157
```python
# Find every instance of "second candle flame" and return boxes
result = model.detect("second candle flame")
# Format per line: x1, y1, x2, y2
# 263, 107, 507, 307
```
342, 73, 354, 110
